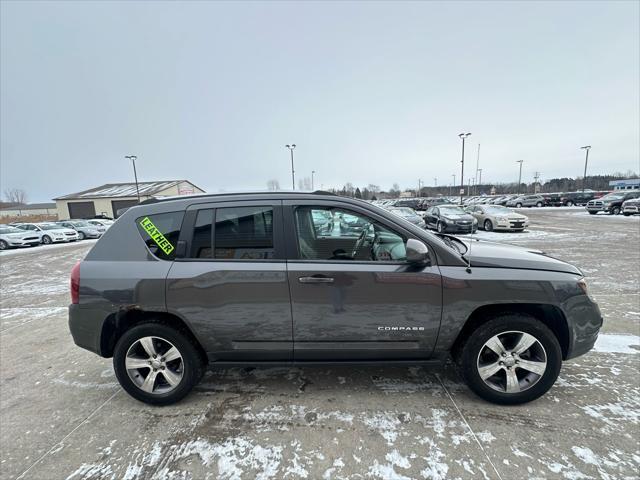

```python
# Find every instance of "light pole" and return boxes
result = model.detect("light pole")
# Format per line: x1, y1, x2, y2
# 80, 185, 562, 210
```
434, 177, 437, 187
475, 143, 481, 188
477, 168, 483, 194
311, 170, 315, 190
417, 179, 422, 197
516, 160, 524, 194
580, 146, 591, 192
458, 133, 472, 204
125, 155, 140, 202
285, 144, 296, 190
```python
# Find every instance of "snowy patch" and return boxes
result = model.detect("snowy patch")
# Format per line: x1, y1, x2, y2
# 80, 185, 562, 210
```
593, 334, 640, 354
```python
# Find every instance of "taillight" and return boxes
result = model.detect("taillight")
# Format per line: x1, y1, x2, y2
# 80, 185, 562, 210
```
70, 261, 81, 304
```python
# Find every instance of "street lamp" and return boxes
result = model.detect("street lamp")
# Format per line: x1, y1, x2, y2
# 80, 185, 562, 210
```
580, 146, 591, 192
477, 168, 483, 194
125, 155, 140, 202
434, 177, 437, 187
285, 144, 296, 190
311, 170, 315, 190
516, 160, 524, 194
458, 133, 472, 204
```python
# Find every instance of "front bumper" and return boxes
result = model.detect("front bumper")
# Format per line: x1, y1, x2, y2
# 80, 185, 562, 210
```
6, 239, 40, 247
443, 223, 477, 233
623, 206, 639, 215
564, 297, 604, 360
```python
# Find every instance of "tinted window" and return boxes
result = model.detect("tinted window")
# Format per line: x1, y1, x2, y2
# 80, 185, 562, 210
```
190, 209, 213, 258
214, 206, 274, 260
136, 211, 184, 261
295, 206, 406, 262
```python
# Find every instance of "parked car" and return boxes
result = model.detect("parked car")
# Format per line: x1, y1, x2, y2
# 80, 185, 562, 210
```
418, 197, 450, 210
465, 205, 529, 232
0, 225, 41, 250
388, 207, 426, 228
14, 222, 79, 244
424, 204, 477, 233
68, 192, 602, 406
393, 198, 422, 209
506, 195, 545, 208
57, 220, 105, 240
586, 190, 640, 215
622, 198, 640, 216
556, 191, 595, 207
87, 219, 115, 229
540, 192, 561, 206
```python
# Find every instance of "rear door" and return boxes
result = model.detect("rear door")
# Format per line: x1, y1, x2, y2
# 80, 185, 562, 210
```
166, 200, 293, 361
284, 200, 442, 361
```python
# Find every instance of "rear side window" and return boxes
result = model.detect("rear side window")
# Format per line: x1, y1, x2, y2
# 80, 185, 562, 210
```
136, 211, 184, 260
214, 206, 274, 259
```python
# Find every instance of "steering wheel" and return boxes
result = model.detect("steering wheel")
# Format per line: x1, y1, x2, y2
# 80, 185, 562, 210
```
351, 228, 368, 259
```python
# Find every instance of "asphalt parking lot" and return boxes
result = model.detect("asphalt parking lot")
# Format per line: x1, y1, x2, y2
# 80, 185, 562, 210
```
1, 208, 638, 480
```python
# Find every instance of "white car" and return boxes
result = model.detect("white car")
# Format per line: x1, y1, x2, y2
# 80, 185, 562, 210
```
465, 205, 530, 232
14, 222, 79, 244
87, 219, 114, 230
0, 225, 42, 250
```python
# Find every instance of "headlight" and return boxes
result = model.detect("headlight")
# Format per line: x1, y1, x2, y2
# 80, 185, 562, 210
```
472, 218, 478, 224
577, 278, 595, 300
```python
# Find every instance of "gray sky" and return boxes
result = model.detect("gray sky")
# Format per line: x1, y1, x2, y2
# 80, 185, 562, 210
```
1, 1, 639, 202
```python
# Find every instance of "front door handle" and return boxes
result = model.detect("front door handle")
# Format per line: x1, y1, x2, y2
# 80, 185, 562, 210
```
298, 276, 335, 284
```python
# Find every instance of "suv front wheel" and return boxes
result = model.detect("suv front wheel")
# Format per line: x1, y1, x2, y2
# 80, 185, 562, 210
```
456, 314, 562, 405
113, 323, 205, 405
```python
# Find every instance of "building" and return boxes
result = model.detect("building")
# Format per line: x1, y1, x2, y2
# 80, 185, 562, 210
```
0, 202, 58, 218
609, 178, 640, 190
54, 180, 205, 220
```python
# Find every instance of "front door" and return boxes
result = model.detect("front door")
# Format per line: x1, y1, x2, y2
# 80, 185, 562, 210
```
166, 201, 293, 361
284, 201, 442, 361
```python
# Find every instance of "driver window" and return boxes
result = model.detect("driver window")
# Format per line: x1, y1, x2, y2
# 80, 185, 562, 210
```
294, 206, 407, 262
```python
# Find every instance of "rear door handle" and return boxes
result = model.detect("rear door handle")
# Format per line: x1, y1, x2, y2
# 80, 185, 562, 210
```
298, 276, 335, 284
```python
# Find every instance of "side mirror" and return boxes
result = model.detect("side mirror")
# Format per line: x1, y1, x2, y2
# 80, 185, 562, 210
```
406, 238, 430, 265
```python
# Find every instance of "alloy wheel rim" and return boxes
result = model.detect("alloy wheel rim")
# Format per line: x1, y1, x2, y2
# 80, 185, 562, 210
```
476, 330, 547, 394
125, 336, 184, 394
485, 220, 492, 231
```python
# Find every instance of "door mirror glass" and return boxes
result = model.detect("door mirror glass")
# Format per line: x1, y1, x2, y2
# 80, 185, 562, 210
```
406, 238, 430, 265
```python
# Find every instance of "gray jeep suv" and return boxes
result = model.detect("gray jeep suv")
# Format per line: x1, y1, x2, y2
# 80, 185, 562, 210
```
68, 192, 602, 406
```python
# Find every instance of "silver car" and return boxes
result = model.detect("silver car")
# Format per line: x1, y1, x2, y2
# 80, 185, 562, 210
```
505, 195, 545, 208
466, 205, 529, 232
388, 207, 426, 228
0, 225, 41, 250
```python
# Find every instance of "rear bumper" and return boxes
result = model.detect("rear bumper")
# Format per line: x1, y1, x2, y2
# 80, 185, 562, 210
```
68, 304, 109, 356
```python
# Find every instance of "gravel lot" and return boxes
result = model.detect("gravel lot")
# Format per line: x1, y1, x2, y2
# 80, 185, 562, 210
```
1, 208, 639, 480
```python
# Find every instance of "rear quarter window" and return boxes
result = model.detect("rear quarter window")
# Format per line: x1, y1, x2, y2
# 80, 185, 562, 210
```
136, 211, 184, 260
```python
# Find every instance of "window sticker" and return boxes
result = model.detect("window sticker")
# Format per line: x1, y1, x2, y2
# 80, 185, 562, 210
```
139, 216, 175, 255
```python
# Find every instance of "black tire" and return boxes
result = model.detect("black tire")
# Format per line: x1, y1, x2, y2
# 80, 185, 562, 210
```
484, 219, 493, 231
78, 231, 85, 240
536, 202, 543, 207
516, 203, 522, 208
437, 221, 445, 233
113, 322, 205, 406
588, 211, 597, 215
623, 213, 631, 216
611, 206, 621, 215
456, 314, 562, 405
0, 240, 8, 250
566, 200, 574, 207
42, 235, 52, 245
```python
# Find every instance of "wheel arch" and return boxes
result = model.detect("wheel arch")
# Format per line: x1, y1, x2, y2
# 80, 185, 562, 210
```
100, 310, 208, 363
450, 303, 570, 360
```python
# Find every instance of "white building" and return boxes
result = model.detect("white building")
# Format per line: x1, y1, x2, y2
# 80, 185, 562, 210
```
54, 180, 205, 220
0, 203, 57, 218
609, 178, 640, 190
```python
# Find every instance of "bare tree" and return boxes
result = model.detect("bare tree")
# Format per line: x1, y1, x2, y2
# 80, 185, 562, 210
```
266, 179, 280, 191
5, 188, 28, 204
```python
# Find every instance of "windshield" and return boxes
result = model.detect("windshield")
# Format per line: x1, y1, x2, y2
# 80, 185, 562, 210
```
440, 206, 465, 215
484, 206, 512, 214
0, 226, 23, 234
38, 224, 63, 230
71, 221, 91, 227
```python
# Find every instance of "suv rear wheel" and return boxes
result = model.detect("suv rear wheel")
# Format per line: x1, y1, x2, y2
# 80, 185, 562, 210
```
456, 314, 562, 404
113, 323, 205, 405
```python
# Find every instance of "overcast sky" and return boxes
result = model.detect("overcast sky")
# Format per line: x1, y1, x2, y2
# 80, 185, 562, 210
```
1, 1, 639, 202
